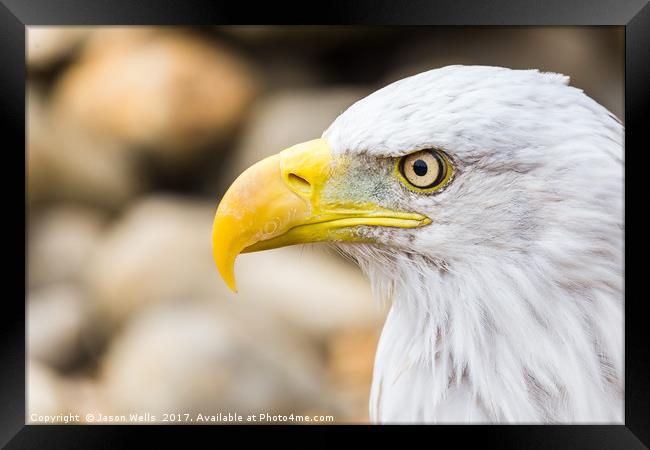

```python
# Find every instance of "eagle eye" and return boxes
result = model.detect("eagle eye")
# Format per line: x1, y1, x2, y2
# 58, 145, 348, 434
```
397, 149, 451, 192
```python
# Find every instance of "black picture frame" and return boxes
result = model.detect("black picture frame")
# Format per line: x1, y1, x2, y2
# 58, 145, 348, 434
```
4, 0, 649, 447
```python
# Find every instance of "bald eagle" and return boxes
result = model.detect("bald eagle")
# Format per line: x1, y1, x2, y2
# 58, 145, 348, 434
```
212, 65, 623, 423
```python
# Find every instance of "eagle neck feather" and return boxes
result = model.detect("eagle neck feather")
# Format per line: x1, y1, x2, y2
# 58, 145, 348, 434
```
351, 248, 622, 424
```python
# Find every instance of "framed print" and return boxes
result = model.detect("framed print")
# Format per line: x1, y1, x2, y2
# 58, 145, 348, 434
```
3, 0, 649, 447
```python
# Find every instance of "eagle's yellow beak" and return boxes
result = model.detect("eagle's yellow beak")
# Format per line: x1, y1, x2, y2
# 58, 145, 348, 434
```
212, 138, 430, 292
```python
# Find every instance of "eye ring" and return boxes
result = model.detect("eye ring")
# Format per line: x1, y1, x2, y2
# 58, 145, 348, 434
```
395, 149, 452, 192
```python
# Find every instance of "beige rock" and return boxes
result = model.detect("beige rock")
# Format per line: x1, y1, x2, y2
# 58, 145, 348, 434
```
28, 205, 107, 287
27, 359, 105, 423
327, 328, 380, 392
84, 195, 219, 328
27, 27, 90, 70
236, 246, 385, 336
51, 28, 258, 168
224, 88, 369, 182
27, 284, 89, 370
66, 378, 106, 422
27, 85, 141, 208
85, 195, 382, 336
325, 327, 381, 423
100, 301, 335, 420
27, 360, 67, 421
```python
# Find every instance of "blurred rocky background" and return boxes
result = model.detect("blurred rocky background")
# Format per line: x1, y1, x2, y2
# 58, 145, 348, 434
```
26, 26, 623, 424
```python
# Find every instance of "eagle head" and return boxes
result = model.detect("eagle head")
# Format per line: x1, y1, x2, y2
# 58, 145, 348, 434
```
212, 65, 623, 423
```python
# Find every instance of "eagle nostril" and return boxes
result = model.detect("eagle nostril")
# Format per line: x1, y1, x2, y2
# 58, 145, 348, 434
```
287, 173, 312, 195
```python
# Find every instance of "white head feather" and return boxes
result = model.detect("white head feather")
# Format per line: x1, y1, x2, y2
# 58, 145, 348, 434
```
322, 65, 623, 423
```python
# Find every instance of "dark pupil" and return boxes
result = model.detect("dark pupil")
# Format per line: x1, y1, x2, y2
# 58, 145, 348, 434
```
413, 159, 428, 176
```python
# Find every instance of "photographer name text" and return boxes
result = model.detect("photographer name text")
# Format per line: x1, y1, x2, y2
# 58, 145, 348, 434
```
30, 411, 334, 424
